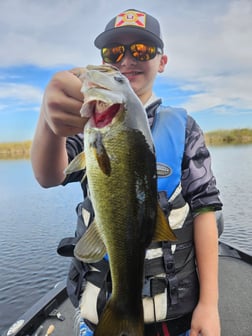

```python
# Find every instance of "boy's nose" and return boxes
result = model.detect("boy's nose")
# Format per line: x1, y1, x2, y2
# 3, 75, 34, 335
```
120, 50, 137, 65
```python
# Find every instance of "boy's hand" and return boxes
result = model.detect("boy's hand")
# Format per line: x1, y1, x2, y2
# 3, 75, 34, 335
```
190, 302, 220, 336
42, 67, 88, 137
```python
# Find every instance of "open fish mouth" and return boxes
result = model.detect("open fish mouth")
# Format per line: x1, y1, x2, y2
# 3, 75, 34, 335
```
93, 102, 121, 128
79, 65, 126, 128
80, 95, 123, 128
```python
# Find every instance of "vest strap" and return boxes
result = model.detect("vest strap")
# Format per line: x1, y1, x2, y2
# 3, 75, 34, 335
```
85, 260, 111, 318
158, 191, 172, 216
67, 258, 89, 307
57, 237, 77, 257
162, 242, 179, 306
142, 277, 166, 297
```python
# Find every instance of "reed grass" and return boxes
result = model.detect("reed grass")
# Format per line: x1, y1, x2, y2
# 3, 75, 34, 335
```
0, 141, 32, 159
0, 129, 252, 159
205, 128, 252, 146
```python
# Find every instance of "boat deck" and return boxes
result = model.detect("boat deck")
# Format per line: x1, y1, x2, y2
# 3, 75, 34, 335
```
4, 243, 252, 336
36, 297, 76, 336
218, 245, 252, 335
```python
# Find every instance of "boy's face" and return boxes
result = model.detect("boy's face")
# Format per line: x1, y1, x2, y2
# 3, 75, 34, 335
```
101, 33, 167, 104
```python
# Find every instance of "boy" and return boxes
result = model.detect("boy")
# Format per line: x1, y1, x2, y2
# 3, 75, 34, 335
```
31, 9, 222, 336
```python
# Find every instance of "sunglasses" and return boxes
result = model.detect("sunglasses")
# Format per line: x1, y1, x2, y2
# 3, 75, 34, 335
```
101, 43, 162, 64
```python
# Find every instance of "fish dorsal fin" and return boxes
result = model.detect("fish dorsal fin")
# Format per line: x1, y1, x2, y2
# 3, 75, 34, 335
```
153, 204, 177, 242
74, 219, 107, 263
64, 152, 86, 175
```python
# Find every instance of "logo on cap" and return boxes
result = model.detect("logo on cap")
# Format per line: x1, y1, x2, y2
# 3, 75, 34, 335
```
115, 10, 146, 28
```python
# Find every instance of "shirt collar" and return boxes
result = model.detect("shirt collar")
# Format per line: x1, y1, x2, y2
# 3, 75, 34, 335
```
144, 93, 160, 109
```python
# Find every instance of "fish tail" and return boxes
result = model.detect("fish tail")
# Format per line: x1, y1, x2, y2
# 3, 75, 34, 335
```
94, 298, 144, 336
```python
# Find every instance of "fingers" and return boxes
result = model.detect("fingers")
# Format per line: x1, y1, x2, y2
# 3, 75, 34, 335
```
69, 67, 86, 79
50, 69, 84, 104
41, 69, 88, 137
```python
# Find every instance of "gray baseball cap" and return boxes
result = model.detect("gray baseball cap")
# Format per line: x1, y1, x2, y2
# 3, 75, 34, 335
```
94, 9, 164, 49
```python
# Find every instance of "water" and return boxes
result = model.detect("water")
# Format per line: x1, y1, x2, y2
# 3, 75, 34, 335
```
209, 144, 252, 254
0, 160, 83, 333
0, 145, 252, 333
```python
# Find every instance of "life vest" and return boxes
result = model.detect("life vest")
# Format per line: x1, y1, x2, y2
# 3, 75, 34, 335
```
57, 106, 199, 325
153, 105, 187, 199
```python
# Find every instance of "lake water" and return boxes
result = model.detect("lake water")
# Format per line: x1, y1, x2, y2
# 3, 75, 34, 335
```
1, 144, 252, 333
209, 144, 252, 253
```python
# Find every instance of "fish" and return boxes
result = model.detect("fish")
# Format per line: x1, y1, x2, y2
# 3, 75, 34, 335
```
65, 64, 176, 336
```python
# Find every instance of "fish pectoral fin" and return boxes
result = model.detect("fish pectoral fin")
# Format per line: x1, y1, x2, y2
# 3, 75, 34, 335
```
91, 133, 111, 176
74, 219, 107, 262
152, 204, 177, 242
64, 152, 86, 175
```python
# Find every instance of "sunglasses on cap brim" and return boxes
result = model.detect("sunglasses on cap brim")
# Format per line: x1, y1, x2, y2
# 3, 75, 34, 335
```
101, 42, 163, 64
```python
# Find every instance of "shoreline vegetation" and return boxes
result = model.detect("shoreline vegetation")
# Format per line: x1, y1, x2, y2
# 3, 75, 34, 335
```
204, 128, 252, 146
0, 140, 32, 159
0, 128, 252, 159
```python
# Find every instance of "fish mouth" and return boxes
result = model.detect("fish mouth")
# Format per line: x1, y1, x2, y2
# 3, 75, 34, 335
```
79, 65, 125, 128
80, 91, 123, 129
93, 102, 121, 128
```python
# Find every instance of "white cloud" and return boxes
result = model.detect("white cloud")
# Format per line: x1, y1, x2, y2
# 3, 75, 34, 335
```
160, 0, 252, 76
179, 71, 252, 113
0, 0, 251, 123
0, 83, 42, 105
155, 0, 252, 114
0, 0, 101, 66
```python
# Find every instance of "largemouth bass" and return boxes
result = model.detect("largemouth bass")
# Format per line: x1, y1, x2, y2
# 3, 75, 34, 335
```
66, 65, 176, 336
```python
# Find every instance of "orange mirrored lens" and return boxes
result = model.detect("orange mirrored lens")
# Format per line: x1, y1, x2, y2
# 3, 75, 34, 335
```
101, 43, 158, 64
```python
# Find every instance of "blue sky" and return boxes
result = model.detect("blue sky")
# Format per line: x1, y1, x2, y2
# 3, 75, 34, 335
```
0, 0, 251, 142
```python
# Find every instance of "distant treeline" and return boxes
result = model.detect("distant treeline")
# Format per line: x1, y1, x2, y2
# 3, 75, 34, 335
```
0, 129, 252, 159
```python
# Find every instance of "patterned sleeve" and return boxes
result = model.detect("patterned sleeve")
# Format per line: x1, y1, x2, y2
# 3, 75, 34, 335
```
181, 115, 223, 214
61, 133, 85, 185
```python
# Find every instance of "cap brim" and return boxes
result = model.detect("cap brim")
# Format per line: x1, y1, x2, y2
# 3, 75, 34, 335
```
94, 26, 164, 49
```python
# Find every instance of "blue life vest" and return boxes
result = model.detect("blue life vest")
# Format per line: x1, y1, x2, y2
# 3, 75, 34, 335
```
152, 106, 187, 198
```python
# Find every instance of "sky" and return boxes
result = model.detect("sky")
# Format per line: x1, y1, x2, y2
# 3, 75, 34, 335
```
0, 0, 252, 142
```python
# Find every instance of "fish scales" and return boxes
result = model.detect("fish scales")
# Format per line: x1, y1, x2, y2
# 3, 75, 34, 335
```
85, 125, 157, 289
85, 126, 156, 336
65, 65, 176, 336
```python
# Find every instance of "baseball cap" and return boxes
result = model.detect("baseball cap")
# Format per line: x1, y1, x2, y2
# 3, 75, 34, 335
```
94, 9, 164, 49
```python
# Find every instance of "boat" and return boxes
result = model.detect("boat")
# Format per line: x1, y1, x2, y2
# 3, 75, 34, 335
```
3, 241, 252, 336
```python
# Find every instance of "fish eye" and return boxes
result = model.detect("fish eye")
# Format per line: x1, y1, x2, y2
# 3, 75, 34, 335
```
114, 75, 124, 83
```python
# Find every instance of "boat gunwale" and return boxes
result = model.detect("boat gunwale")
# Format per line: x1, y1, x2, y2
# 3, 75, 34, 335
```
4, 281, 67, 336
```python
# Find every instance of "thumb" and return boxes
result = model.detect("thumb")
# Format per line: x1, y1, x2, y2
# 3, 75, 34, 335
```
189, 328, 199, 336
69, 67, 86, 79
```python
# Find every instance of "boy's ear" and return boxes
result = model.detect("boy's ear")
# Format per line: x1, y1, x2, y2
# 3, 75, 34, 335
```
158, 54, 168, 73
